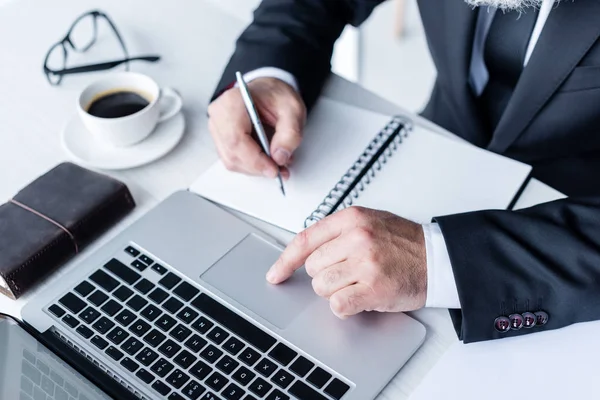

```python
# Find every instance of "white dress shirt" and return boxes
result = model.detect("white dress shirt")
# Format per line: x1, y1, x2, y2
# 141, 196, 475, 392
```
239, 0, 555, 309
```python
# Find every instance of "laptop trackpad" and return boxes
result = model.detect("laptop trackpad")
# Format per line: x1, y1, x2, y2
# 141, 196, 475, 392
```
200, 234, 316, 330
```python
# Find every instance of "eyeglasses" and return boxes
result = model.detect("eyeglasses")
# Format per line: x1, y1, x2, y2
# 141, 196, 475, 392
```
43, 10, 161, 86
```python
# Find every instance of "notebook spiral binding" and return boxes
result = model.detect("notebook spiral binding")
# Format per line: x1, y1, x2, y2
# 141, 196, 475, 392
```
304, 116, 413, 228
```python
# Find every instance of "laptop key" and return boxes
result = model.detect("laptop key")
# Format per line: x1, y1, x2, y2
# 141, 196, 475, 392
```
289, 381, 327, 400
120, 357, 140, 372
222, 382, 244, 400
307, 367, 332, 389
238, 347, 261, 367
76, 325, 93, 339
205, 371, 227, 392
79, 306, 101, 324
182, 380, 206, 399
121, 337, 144, 356
139, 254, 154, 265
289, 356, 314, 378
268, 343, 297, 366
62, 315, 79, 328
223, 337, 245, 355
92, 317, 114, 334
192, 294, 276, 352
152, 263, 168, 275
232, 366, 255, 386
243, 395, 258, 400
169, 393, 186, 400
152, 380, 171, 396
149, 288, 169, 304
190, 360, 213, 381
173, 281, 200, 302
163, 297, 184, 313
136, 368, 155, 384
141, 304, 162, 322
200, 344, 223, 364
158, 339, 181, 358
270, 369, 294, 389
134, 278, 155, 294
254, 358, 277, 378
151, 358, 174, 378
113, 286, 134, 302
201, 392, 220, 400
216, 355, 239, 375
89, 270, 119, 292
144, 329, 167, 347
107, 327, 129, 345
104, 258, 141, 285
114, 309, 136, 327
159, 272, 182, 290
174, 349, 197, 369
125, 246, 140, 257
207, 326, 229, 345
88, 290, 109, 307
170, 324, 192, 342
156, 314, 178, 332
131, 260, 149, 271
166, 369, 190, 389
129, 319, 152, 337
48, 304, 66, 318
101, 299, 123, 317
191, 316, 213, 334
74, 281, 95, 297
248, 377, 272, 397
266, 389, 289, 400
126, 294, 148, 311
91, 335, 109, 350
59, 293, 86, 314
105, 346, 124, 361
177, 307, 199, 324
136, 348, 159, 366
324, 379, 351, 400
185, 334, 208, 353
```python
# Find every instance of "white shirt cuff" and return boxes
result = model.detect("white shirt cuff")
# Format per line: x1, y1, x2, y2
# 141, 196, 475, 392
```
422, 222, 461, 309
235, 67, 299, 92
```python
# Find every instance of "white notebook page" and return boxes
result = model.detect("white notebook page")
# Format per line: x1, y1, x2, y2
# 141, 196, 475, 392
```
191, 98, 392, 232
190, 98, 531, 232
355, 124, 532, 223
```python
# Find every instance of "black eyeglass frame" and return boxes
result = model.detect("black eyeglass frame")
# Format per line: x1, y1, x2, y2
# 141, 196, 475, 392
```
43, 10, 160, 85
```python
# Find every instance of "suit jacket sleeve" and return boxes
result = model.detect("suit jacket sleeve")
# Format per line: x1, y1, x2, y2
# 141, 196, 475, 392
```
434, 196, 600, 343
211, 0, 385, 110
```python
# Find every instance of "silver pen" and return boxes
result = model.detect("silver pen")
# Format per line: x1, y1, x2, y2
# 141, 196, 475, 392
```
235, 71, 286, 196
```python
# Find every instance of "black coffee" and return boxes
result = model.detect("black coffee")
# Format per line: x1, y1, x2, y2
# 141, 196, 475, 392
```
87, 90, 150, 118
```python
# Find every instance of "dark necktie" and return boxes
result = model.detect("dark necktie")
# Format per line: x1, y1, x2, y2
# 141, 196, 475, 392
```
479, 8, 538, 132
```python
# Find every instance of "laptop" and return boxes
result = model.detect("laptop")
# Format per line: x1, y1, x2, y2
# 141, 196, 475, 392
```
19, 190, 426, 400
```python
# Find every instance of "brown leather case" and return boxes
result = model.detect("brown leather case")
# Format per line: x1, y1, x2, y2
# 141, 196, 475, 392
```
0, 162, 135, 299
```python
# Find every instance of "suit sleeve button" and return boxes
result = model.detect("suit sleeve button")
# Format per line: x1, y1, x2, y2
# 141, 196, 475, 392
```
494, 316, 511, 333
509, 313, 524, 330
522, 312, 537, 328
534, 310, 549, 326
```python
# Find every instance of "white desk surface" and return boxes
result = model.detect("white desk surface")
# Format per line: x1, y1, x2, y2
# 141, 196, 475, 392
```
0, 1, 561, 399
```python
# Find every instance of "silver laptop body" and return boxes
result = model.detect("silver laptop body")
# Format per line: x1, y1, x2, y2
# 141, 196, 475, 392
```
22, 190, 425, 400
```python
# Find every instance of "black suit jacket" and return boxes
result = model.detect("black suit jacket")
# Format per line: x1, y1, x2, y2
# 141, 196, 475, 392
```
213, 0, 600, 343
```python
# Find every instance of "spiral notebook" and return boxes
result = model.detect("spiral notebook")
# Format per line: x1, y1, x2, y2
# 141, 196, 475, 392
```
190, 98, 532, 233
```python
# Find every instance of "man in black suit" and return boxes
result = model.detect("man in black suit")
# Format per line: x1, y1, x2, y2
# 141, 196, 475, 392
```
207, 0, 600, 343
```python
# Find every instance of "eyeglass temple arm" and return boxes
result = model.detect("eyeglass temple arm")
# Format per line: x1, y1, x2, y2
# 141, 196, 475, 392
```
49, 56, 160, 76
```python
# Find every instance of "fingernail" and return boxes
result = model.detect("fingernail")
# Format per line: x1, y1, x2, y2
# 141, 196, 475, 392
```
273, 148, 291, 165
266, 269, 278, 283
263, 168, 277, 178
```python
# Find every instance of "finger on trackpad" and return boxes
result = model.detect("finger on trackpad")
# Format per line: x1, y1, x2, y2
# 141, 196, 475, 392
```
200, 234, 316, 329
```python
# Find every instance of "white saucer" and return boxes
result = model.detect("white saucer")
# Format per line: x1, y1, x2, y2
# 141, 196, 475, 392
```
61, 112, 185, 170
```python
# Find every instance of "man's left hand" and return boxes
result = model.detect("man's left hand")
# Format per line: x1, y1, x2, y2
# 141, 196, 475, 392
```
266, 207, 428, 319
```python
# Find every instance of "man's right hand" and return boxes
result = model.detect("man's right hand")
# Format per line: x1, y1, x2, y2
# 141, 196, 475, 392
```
207, 77, 307, 179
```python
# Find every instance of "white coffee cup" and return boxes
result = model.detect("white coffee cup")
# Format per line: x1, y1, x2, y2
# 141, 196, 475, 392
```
78, 72, 182, 147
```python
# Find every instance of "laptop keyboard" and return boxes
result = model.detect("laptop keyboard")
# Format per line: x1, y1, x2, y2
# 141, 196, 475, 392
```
46, 246, 351, 400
